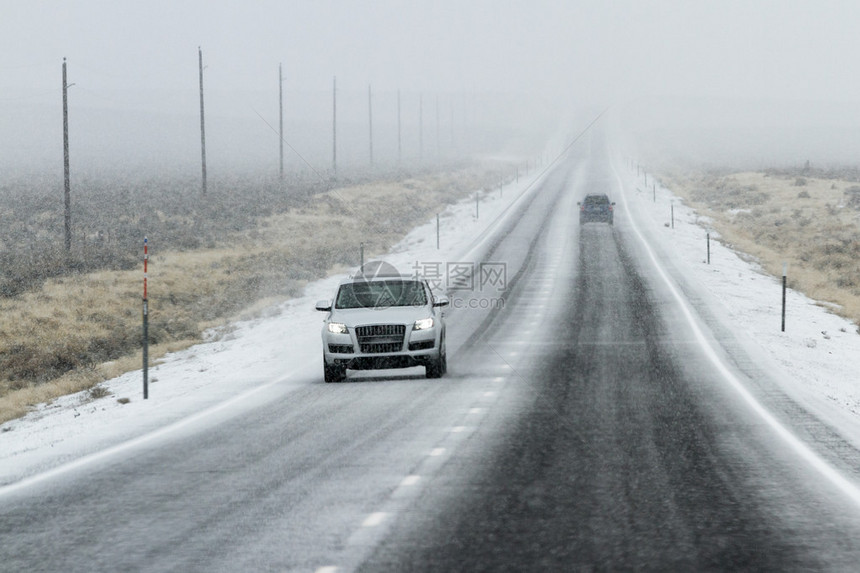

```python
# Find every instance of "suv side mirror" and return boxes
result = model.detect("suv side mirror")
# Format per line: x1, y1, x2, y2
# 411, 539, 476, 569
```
433, 296, 450, 308
315, 299, 332, 312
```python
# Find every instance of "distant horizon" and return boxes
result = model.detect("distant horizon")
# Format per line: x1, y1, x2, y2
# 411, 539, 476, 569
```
6, 1, 860, 176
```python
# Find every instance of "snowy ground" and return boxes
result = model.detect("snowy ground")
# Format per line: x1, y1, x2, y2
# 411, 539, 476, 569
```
618, 160, 860, 452
2, 152, 860, 489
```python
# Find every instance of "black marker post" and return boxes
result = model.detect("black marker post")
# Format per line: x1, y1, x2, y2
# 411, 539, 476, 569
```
781, 262, 787, 332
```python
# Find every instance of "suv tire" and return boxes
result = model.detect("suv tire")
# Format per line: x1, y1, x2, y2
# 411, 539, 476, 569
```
425, 339, 447, 379
324, 357, 347, 383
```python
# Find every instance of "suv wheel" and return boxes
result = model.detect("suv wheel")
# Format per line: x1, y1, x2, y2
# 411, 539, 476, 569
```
425, 340, 447, 379
426, 355, 444, 378
323, 357, 346, 383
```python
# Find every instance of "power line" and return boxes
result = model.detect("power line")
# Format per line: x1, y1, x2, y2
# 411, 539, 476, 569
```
252, 108, 326, 183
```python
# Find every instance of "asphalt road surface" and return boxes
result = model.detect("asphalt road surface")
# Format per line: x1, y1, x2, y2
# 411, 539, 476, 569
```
3, 140, 860, 572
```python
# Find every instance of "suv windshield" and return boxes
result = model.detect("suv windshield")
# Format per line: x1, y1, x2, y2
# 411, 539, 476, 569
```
335, 280, 428, 309
584, 195, 610, 205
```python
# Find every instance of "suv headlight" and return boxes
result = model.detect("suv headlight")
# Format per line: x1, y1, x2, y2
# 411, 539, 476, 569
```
327, 322, 348, 334
413, 317, 434, 331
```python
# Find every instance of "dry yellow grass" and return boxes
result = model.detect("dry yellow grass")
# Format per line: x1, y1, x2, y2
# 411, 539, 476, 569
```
0, 163, 512, 424
665, 170, 860, 326
0, 339, 193, 423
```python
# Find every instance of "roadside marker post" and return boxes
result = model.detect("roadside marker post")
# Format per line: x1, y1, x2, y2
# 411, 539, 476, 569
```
782, 263, 788, 332
707, 233, 711, 264
143, 237, 149, 399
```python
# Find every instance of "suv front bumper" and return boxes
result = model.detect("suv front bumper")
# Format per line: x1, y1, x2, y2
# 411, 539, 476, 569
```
322, 325, 441, 370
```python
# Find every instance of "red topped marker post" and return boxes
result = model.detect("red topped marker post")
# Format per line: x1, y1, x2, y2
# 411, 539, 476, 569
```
143, 237, 149, 399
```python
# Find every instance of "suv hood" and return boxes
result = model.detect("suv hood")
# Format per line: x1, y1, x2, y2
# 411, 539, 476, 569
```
330, 306, 434, 327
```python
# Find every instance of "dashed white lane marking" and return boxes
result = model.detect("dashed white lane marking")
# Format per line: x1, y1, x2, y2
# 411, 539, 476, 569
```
326, 193, 570, 572
522, 288, 552, 295
315, 567, 339, 573
362, 512, 388, 527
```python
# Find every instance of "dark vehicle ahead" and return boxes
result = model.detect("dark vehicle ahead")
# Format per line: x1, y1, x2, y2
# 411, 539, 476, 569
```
578, 193, 615, 225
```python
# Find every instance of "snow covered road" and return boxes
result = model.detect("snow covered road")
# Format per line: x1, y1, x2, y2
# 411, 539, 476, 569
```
3, 133, 860, 571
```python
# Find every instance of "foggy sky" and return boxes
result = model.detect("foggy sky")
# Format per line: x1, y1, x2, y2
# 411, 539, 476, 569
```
3, 0, 860, 174
5, 1, 859, 101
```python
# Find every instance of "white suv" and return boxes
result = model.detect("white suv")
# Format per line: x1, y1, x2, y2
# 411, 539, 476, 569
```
315, 273, 449, 382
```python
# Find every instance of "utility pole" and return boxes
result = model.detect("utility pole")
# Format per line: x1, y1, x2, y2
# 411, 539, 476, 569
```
199, 47, 207, 194
462, 91, 468, 151
368, 84, 373, 166
419, 93, 423, 161
332, 76, 337, 176
397, 89, 402, 165
435, 94, 440, 159
450, 100, 454, 149
62, 58, 71, 252
279, 63, 284, 181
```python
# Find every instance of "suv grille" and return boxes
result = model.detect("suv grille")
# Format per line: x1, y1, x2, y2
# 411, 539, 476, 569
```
356, 324, 406, 353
